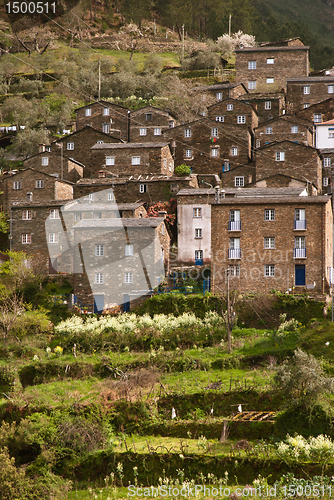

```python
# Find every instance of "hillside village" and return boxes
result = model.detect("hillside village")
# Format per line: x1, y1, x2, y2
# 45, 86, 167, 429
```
2, 36, 334, 312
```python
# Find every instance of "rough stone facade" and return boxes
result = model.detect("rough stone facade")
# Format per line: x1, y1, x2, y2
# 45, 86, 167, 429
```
1, 169, 73, 213
199, 83, 248, 102
238, 93, 285, 124
211, 196, 333, 295
23, 150, 83, 183
75, 101, 130, 141
74, 175, 199, 207
254, 116, 313, 148
255, 141, 322, 191
235, 45, 309, 93
163, 118, 252, 175
287, 78, 334, 113
207, 98, 258, 131
221, 163, 256, 188
129, 106, 177, 143
89, 143, 174, 178
296, 98, 334, 123
55, 126, 122, 172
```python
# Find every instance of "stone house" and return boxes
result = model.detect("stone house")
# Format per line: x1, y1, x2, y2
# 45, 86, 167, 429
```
207, 98, 258, 131
295, 98, 334, 124
315, 119, 334, 149
1, 168, 73, 213
255, 141, 322, 192
89, 142, 174, 178
72, 217, 170, 312
238, 93, 285, 124
23, 148, 84, 183
129, 106, 177, 143
74, 174, 198, 207
163, 118, 252, 175
247, 174, 314, 193
235, 40, 309, 93
75, 101, 130, 141
211, 194, 333, 294
55, 126, 123, 172
198, 82, 248, 102
221, 163, 256, 188
287, 77, 334, 113
254, 116, 314, 149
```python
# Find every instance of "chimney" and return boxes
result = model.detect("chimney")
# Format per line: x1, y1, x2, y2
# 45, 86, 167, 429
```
158, 211, 167, 219
39, 144, 45, 153
215, 185, 220, 203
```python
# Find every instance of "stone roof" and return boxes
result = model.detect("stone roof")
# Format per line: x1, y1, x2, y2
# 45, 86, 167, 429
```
76, 175, 194, 185
91, 142, 169, 150
177, 187, 307, 197
214, 195, 330, 205
287, 77, 334, 82
235, 46, 309, 52
74, 217, 165, 229
62, 202, 144, 211
10, 199, 73, 209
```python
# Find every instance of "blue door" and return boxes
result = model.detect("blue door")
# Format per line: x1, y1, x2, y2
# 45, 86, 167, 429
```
123, 294, 130, 312
94, 294, 104, 314
295, 265, 306, 286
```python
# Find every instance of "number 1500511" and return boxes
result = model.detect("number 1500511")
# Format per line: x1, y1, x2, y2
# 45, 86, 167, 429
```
6, 2, 56, 14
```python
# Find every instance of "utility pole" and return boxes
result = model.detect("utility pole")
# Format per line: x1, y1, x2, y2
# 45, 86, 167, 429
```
98, 58, 101, 102
182, 24, 185, 60
229, 14, 232, 38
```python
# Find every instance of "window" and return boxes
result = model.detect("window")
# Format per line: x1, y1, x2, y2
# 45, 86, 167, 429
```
75, 212, 81, 222
95, 273, 103, 284
230, 237, 240, 249
195, 228, 202, 239
67, 142, 74, 150
227, 103, 233, 111
193, 208, 202, 218
22, 210, 32, 220
103, 124, 110, 133
303, 85, 310, 95
264, 237, 275, 249
169, 120, 175, 128
49, 233, 59, 244
266, 78, 274, 84
184, 128, 191, 138
36, 180, 44, 188
95, 244, 104, 256
97, 141, 104, 144
264, 101, 271, 110
27, 192, 33, 202
42, 157, 49, 166
49, 209, 60, 219
85, 108, 91, 116
264, 264, 275, 277
146, 113, 152, 121
170, 183, 178, 193
216, 92, 223, 100
328, 85, 334, 94
265, 209, 275, 221
237, 115, 246, 124
291, 126, 298, 134
295, 208, 306, 220
211, 128, 219, 137
154, 128, 161, 136
106, 156, 115, 166
94, 212, 102, 219
132, 156, 140, 165
266, 127, 273, 134
229, 264, 240, 277
140, 128, 147, 136
216, 116, 225, 122
276, 151, 285, 161
139, 184, 147, 193
185, 149, 192, 158
103, 107, 110, 116
256, 139, 261, 148
324, 157, 331, 167
195, 250, 203, 260
295, 236, 306, 249
88, 193, 94, 201
329, 130, 334, 139
231, 147, 238, 156
108, 192, 114, 201
303, 103, 310, 109
125, 244, 134, 256
230, 210, 240, 223
314, 114, 322, 123
13, 181, 21, 190
248, 81, 256, 90
125, 272, 133, 283
22, 234, 31, 244
248, 61, 256, 69
323, 177, 330, 186
211, 148, 219, 157
267, 58, 274, 64
235, 177, 244, 187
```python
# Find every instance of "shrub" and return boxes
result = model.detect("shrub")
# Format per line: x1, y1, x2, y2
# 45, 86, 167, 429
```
174, 164, 191, 176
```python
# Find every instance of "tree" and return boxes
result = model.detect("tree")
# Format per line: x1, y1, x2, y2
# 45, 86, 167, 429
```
0, 96, 34, 131
10, 127, 50, 159
0, 293, 24, 344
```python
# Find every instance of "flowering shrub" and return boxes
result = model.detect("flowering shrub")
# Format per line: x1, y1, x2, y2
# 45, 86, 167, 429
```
277, 434, 334, 472
146, 199, 176, 225
54, 346, 63, 356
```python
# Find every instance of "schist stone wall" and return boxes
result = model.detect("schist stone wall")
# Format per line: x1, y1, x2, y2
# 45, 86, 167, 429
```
163, 119, 251, 175
235, 45, 309, 93
200, 83, 248, 102
23, 151, 83, 183
220, 163, 256, 188
89, 143, 174, 178
255, 141, 322, 191
207, 98, 258, 131
75, 101, 130, 141
211, 196, 333, 294
238, 94, 285, 124
287, 78, 334, 113
254, 117, 313, 148
296, 98, 334, 124
56, 127, 122, 171
129, 106, 176, 143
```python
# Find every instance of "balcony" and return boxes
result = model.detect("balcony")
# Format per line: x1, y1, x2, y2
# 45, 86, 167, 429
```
294, 219, 307, 230
294, 248, 306, 258
228, 248, 241, 259
228, 220, 241, 231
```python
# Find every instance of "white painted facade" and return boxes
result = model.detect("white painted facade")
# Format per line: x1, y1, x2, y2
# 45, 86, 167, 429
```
315, 119, 334, 148
177, 202, 211, 265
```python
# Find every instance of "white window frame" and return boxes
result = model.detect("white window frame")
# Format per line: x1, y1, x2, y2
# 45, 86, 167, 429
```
67, 142, 74, 150
75, 212, 82, 222
13, 181, 22, 190
291, 126, 298, 134
22, 210, 32, 220
211, 148, 219, 157
235, 176, 244, 187
108, 192, 114, 201
267, 58, 274, 64
41, 157, 49, 166
295, 236, 306, 249
323, 157, 331, 167
248, 81, 256, 90
323, 177, 330, 187
237, 115, 246, 124
85, 108, 92, 116
229, 265, 240, 277
227, 103, 233, 111
264, 101, 271, 110
216, 116, 224, 122
328, 85, 334, 94
95, 244, 104, 256
230, 210, 240, 222
139, 184, 147, 193
95, 273, 103, 284
248, 61, 256, 69
125, 272, 133, 284
195, 250, 203, 260
145, 113, 152, 121
154, 128, 161, 136
264, 237, 275, 249
314, 114, 322, 123
49, 233, 59, 244
303, 103, 310, 109
185, 149, 192, 158
106, 156, 115, 166
184, 128, 191, 138
211, 128, 219, 137
266, 78, 274, 84
88, 193, 94, 201
266, 127, 273, 135
295, 208, 306, 221
22, 234, 31, 244
231, 147, 238, 156
125, 244, 134, 256
103, 107, 110, 116
329, 131, 334, 139
193, 208, 202, 218
264, 264, 275, 277
49, 209, 60, 219
35, 180, 44, 188
195, 228, 202, 239
303, 85, 310, 95
216, 92, 223, 100
102, 123, 110, 134
265, 209, 275, 221
132, 156, 140, 165
139, 128, 147, 136
275, 151, 285, 161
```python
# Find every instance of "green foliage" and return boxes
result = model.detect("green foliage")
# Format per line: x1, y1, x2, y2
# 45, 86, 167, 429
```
0, 366, 15, 393
277, 434, 334, 472
136, 293, 222, 319
10, 308, 52, 339
174, 164, 192, 176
